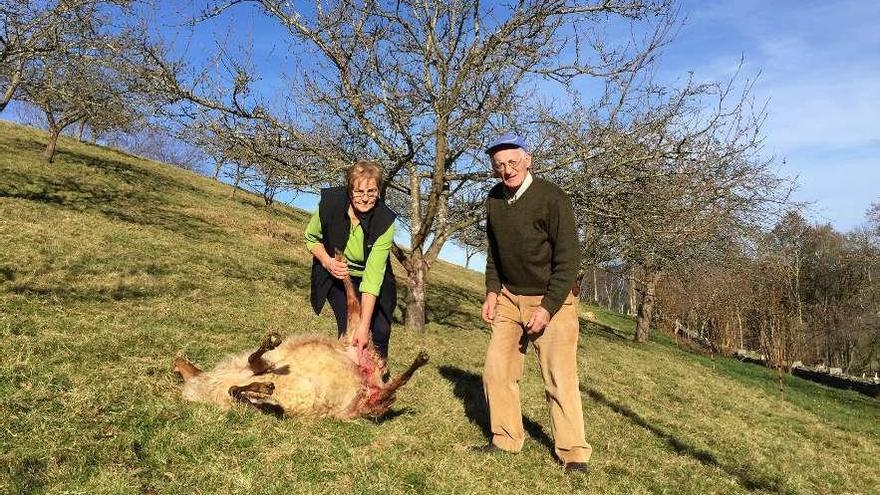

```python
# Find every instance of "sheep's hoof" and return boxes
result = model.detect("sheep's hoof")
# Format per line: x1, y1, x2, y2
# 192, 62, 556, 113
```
414, 351, 429, 367
263, 333, 282, 351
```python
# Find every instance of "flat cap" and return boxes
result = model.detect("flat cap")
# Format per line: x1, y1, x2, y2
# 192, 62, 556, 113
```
484, 132, 529, 155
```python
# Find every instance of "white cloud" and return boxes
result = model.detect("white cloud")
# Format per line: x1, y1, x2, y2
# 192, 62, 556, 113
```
666, 0, 880, 230
760, 70, 880, 152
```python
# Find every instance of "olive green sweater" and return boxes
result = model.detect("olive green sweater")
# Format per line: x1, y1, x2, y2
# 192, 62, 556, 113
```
485, 177, 580, 316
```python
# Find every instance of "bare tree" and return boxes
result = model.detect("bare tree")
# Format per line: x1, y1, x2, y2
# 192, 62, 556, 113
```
0, 0, 63, 112
452, 217, 487, 270
0, 0, 133, 113
12, 1, 147, 162
178, 0, 675, 331
20, 49, 139, 162
556, 66, 792, 342
661, 206, 880, 377
104, 123, 207, 171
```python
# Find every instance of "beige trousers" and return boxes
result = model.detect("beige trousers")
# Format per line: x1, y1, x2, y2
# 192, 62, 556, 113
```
482, 287, 592, 463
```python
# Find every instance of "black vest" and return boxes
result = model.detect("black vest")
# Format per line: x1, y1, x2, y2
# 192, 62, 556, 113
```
309, 186, 398, 320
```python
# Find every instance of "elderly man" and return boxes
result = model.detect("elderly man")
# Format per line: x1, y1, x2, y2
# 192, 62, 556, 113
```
475, 132, 591, 472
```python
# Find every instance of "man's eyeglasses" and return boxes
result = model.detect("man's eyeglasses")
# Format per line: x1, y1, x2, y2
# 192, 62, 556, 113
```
352, 189, 379, 199
492, 158, 523, 173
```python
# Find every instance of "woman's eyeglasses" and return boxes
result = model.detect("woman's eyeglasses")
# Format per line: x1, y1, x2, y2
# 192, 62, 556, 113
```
351, 189, 379, 199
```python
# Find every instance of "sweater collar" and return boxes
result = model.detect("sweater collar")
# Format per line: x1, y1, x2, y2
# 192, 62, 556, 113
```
505, 172, 533, 204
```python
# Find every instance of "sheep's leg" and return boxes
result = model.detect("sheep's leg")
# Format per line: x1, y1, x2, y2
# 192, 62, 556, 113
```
335, 251, 361, 343
373, 351, 429, 404
229, 381, 275, 399
248, 332, 282, 374
172, 356, 202, 381
229, 381, 285, 417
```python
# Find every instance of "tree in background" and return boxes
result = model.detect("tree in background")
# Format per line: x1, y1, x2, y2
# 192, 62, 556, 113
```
148, 0, 675, 331
11, 1, 149, 162
659, 205, 880, 375
553, 64, 791, 342
0, 0, 69, 112
105, 124, 207, 171
451, 217, 487, 271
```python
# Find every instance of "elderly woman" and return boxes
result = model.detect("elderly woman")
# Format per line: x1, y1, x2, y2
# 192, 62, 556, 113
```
305, 160, 397, 372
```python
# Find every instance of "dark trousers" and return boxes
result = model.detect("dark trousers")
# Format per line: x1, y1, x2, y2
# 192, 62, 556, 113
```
325, 276, 391, 359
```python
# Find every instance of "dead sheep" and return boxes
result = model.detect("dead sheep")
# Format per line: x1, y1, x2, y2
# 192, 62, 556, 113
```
172, 261, 428, 419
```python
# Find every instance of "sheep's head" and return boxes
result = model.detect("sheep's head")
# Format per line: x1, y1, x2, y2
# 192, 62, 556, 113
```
351, 350, 429, 418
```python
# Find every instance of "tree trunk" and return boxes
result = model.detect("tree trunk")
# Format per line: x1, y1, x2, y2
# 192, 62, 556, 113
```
634, 271, 661, 343
628, 267, 637, 316
43, 127, 62, 163
78, 119, 86, 142
229, 164, 243, 199
592, 268, 599, 303
464, 250, 475, 270
604, 277, 613, 309
736, 309, 744, 350
264, 203, 275, 237
0, 66, 22, 113
404, 255, 428, 332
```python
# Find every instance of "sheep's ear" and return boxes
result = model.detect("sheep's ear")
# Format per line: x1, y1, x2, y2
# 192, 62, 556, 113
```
172, 356, 202, 381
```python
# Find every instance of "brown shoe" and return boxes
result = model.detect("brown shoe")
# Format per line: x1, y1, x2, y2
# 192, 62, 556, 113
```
563, 462, 590, 474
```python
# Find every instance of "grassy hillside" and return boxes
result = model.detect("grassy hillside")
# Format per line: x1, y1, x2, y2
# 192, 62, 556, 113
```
1, 120, 878, 495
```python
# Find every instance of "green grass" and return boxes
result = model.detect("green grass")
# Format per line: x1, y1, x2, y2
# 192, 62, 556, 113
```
1, 119, 879, 495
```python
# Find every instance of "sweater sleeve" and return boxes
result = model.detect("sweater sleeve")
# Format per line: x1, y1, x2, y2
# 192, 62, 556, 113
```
304, 209, 323, 252
358, 222, 395, 297
541, 193, 580, 316
484, 214, 502, 295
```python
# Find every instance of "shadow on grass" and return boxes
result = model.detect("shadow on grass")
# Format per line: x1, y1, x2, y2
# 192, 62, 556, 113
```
59, 148, 207, 197
10, 282, 152, 302
438, 365, 555, 457
581, 316, 631, 341
370, 407, 414, 424
423, 283, 484, 330
585, 387, 797, 495
4, 456, 46, 495
0, 163, 226, 241
0, 135, 48, 156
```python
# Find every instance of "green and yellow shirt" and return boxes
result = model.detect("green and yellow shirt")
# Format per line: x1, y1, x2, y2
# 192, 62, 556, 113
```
304, 210, 395, 297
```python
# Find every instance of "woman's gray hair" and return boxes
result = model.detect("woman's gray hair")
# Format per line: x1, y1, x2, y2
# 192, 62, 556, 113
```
346, 160, 383, 193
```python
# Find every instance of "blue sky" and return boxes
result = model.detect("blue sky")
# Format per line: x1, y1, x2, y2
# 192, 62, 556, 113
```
279, 1, 879, 266
662, 0, 880, 231
135, 1, 880, 267
7, 1, 877, 268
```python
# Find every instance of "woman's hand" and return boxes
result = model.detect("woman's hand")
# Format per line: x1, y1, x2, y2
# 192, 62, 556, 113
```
323, 256, 349, 279
351, 322, 371, 351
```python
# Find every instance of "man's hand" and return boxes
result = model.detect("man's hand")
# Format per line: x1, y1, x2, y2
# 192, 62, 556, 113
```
482, 292, 499, 325
526, 306, 551, 334
323, 256, 349, 279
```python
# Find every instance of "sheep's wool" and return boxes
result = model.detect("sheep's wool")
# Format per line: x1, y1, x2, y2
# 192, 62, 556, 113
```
182, 336, 364, 418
